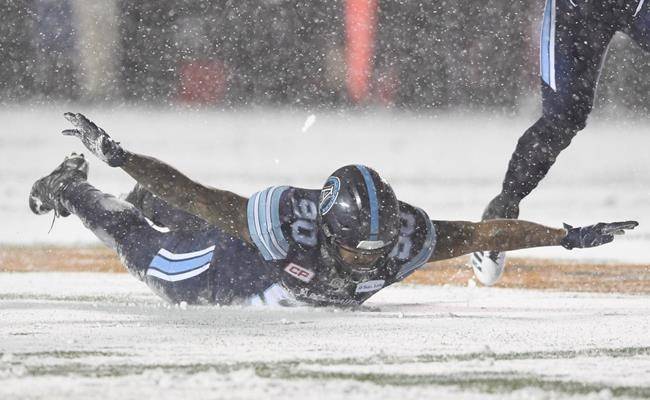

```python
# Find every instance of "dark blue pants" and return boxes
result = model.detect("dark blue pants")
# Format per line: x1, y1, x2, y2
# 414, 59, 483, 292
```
60, 182, 277, 304
492, 0, 649, 217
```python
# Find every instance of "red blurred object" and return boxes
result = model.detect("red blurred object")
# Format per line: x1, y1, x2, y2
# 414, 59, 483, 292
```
345, 0, 377, 103
178, 60, 227, 104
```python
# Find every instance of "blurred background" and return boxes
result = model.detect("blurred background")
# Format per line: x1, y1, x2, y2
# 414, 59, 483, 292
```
1, 0, 648, 112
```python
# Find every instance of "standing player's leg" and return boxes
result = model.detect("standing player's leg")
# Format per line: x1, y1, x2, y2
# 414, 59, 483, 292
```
471, 0, 618, 285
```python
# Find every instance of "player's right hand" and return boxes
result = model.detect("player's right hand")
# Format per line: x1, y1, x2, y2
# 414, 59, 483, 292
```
62, 112, 127, 167
560, 221, 638, 249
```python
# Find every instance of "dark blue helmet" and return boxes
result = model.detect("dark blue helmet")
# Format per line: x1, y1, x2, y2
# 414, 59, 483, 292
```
318, 165, 400, 274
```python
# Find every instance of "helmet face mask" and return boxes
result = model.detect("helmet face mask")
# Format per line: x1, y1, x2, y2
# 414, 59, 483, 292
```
323, 227, 396, 273
318, 165, 400, 276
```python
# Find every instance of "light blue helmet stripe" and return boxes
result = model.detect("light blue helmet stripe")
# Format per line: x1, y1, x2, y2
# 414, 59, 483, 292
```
355, 165, 379, 241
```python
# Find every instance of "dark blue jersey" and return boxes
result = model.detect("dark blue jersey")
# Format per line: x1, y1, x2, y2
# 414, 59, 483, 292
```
247, 186, 436, 306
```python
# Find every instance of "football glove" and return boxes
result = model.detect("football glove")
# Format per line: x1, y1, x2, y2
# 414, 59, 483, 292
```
560, 221, 638, 250
62, 112, 127, 167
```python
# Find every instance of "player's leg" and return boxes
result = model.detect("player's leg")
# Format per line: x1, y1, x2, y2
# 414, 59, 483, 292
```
30, 154, 165, 277
498, 0, 647, 213
123, 184, 212, 231
65, 183, 222, 303
491, 1, 617, 215
62, 181, 227, 304
472, 0, 617, 285
29, 154, 216, 303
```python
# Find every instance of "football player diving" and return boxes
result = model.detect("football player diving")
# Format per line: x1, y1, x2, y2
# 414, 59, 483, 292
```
29, 113, 638, 307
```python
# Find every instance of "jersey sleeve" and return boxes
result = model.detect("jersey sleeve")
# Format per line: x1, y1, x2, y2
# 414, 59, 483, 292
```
247, 186, 291, 261
393, 205, 437, 281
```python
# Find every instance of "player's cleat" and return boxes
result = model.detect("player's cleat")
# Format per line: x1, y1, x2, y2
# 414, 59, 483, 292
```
29, 153, 89, 217
470, 194, 519, 286
470, 250, 506, 286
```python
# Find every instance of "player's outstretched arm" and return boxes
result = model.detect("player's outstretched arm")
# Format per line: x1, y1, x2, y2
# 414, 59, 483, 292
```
61, 112, 252, 243
428, 219, 638, 262
121, 152, 251, 242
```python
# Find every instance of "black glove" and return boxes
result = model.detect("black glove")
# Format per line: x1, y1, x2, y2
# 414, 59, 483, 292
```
560, 221, 638, 249
62, 112, 127, 167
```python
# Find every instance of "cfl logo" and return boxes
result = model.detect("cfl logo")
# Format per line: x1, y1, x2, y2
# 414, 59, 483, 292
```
284, 263, 315, 283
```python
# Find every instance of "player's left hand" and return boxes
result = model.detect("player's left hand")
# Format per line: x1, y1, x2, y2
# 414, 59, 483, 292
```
560, 221, 638, 249
62, 112, 127, 167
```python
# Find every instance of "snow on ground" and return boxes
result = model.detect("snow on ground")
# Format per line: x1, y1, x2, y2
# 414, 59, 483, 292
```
1, 106, 648, 263
1, 272, 650, 399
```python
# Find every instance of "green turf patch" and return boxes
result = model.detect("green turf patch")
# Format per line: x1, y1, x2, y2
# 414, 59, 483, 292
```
4, 347, 650, 398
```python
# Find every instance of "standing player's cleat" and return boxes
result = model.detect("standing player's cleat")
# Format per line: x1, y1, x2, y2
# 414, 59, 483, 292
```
470, 194, 520, 286
29, 153, 89, 217
470, 250, 506, 286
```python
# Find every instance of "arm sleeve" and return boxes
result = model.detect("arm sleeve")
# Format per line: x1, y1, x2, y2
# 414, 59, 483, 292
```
395, 207, 437, 281
247, 186, 291, 260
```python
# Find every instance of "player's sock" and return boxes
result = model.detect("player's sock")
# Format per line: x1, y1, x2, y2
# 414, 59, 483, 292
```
482, 193, 520, 220
59, 181, 151, 250
501, 116, 576, 200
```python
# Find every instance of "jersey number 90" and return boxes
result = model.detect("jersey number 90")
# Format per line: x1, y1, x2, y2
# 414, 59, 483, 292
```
291, 199, 318, 247
390, 211, 416, 260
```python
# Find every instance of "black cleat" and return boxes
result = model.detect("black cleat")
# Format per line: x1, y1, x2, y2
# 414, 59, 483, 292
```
29, 153, 89, 217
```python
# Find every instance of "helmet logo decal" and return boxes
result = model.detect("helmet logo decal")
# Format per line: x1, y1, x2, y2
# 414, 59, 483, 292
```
355, 165, 379, 240
319, 176, 341, 215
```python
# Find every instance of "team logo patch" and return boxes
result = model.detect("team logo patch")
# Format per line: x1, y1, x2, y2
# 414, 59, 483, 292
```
319, 176, 340, 215
284, 263, 315, 283
355, 280, 385, 294
328, 277, 346, 290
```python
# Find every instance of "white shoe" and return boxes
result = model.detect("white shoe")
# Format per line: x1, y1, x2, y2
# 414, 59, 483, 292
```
473, 194, 519, 286
470, 251, 506, 286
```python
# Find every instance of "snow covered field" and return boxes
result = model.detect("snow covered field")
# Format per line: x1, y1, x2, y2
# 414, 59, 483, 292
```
2, 272, 650, 399
1, 106, 649, 262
